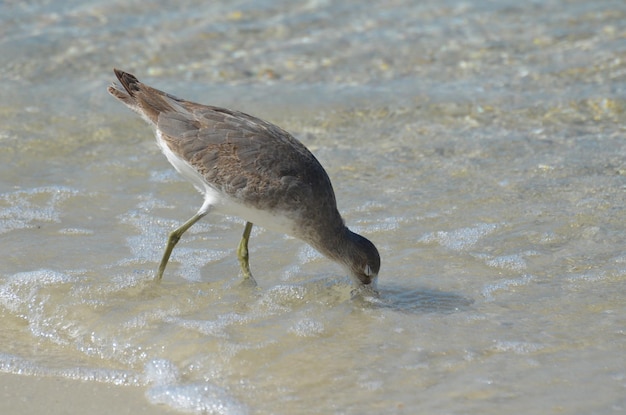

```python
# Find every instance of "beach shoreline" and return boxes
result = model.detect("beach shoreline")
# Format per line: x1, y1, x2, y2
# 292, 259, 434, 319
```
0, 373, 178, 415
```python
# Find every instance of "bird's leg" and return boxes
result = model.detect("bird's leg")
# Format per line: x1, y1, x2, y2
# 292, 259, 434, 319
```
156, 211, 207, 281
237, 221, 255, 282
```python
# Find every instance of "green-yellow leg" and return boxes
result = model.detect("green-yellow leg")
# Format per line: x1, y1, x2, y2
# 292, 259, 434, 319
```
237, 221, 255, 282
156, 211, 206, 281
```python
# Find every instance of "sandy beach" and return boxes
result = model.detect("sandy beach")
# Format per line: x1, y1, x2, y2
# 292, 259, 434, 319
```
0, 373, 177, 415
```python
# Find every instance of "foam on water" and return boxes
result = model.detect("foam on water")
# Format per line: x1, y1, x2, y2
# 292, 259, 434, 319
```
165, 312, 252, 338
0, 268, 254, 412
0, 352, 246, 413
0, 353, 143, 386
144, 361, 246, 415
483, 253, 528, 271
288, 318, 325, 337
490, 340, 544, 355
418, 223, 499, 251
145, 358, 180, 386
58, 227, 95, 235
146, 382, 248, 415
481, 274, 535, 301
0, 186, 79, 234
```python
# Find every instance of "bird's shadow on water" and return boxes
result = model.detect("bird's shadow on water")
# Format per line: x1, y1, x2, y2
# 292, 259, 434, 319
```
355, 283, 474, 314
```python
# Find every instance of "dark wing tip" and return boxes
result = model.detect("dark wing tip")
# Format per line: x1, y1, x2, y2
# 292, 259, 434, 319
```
113, 68, 141, 96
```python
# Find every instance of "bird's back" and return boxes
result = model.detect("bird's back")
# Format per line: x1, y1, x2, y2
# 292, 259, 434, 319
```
108, 70, 344, 237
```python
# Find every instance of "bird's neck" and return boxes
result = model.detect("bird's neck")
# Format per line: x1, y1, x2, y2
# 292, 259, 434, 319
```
314, 225, 358, 265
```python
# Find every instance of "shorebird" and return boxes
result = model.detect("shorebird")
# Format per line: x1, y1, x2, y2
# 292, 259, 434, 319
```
108, 69, 380, 288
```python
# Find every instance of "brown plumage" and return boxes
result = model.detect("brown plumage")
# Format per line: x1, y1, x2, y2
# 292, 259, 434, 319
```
108, 69, 380, 287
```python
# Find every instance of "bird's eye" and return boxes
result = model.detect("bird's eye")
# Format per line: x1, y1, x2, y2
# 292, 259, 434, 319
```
364, 264, 373, 277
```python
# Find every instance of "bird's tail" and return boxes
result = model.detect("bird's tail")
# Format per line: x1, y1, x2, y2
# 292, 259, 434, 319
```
107, 68, 182, 124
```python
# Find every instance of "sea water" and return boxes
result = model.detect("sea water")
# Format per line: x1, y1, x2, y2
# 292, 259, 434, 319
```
1, 0, 625, 414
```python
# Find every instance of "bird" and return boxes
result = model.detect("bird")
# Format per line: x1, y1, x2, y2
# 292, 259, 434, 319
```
107, 69, 380, 288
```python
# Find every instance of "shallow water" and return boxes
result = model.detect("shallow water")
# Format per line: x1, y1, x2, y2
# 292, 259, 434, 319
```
1, 0, 626, 414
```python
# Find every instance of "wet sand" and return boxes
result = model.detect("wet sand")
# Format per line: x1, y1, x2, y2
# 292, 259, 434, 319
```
0, 373, 176, 415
